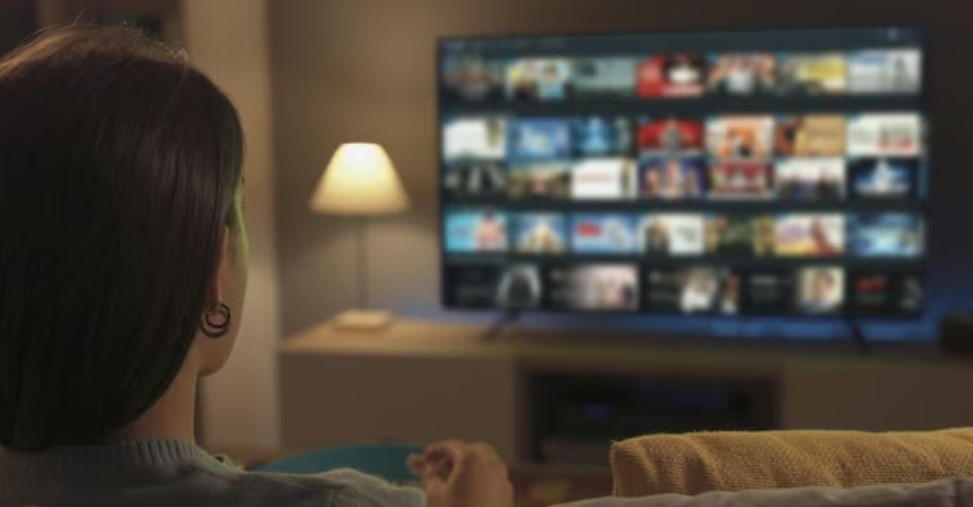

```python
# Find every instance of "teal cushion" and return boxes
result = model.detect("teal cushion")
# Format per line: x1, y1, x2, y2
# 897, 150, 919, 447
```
254, 443, 424, 483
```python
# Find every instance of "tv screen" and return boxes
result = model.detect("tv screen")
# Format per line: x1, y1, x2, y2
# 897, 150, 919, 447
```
439, 27, 926, 318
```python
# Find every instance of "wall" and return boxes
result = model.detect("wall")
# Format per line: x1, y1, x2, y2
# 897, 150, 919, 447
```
0, 1, 36, 54
184, 0, 282, 451
270, 0, 971, 339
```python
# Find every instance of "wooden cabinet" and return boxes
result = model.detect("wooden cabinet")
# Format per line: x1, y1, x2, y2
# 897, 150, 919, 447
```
279, 318, 973, 464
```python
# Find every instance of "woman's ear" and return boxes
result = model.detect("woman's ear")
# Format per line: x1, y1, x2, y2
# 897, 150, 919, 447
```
194, 224, 236, 376
206, 225, 231, 305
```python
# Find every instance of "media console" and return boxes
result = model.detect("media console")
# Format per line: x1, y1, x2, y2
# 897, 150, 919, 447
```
278, 317, 973, 469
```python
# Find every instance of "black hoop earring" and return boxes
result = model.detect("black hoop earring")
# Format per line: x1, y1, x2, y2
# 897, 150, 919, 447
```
200, 302, 232, 338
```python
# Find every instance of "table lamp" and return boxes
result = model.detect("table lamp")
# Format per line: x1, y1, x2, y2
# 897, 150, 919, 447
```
310, 143, 410, 330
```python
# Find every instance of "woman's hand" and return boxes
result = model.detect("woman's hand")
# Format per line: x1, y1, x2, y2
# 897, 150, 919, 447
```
411, 439, 514, 507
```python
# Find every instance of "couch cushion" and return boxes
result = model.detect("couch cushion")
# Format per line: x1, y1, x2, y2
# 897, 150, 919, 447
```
564, 477, 973, 507
610, 428, 973, 497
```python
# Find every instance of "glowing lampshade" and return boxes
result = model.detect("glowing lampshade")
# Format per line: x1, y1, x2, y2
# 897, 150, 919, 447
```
309, 143, 410, 215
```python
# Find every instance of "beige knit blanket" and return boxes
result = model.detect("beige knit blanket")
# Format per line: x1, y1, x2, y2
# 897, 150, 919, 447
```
610, 428, 973, 497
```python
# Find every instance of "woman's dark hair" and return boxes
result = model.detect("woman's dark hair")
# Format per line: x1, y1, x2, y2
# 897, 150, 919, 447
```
0, 25, 244, 450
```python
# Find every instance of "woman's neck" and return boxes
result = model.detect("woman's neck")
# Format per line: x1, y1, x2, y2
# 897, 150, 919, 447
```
111, 357, 199, 444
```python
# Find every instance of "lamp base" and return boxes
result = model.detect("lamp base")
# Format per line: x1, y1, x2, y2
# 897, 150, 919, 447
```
331, 309, 394, 331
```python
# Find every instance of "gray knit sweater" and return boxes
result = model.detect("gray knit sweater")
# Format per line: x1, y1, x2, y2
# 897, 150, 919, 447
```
0, 439, 425, 507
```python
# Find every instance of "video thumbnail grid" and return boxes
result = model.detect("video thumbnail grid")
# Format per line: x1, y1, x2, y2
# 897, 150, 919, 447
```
443, 209, 924, 259
440, 49, 921, 103
441, 113, 925, 203
443, 262, 922, 316
439, 36, 927, 317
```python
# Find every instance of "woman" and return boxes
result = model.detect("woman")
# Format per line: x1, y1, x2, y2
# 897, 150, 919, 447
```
0, 25, 513, 507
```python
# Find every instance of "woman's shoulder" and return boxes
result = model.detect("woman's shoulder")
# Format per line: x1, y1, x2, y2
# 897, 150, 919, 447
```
193, 464, 426, 507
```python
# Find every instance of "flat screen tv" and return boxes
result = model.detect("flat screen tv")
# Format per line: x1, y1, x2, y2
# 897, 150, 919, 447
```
438, 27, 927, 318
